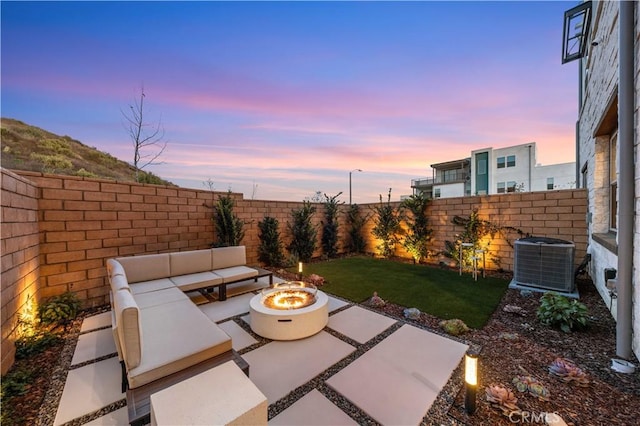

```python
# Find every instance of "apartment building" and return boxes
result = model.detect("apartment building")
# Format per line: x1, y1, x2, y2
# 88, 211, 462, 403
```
412, 142, 575, 199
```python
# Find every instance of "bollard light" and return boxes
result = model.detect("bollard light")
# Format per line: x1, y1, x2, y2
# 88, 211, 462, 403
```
464, 352, 478, 414
298, 262, 303, 274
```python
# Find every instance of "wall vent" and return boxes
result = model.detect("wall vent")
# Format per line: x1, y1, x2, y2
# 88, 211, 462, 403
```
513, 237, 575, 292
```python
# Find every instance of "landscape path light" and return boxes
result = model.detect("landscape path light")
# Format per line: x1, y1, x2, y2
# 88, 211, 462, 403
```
464, 350, 478, 414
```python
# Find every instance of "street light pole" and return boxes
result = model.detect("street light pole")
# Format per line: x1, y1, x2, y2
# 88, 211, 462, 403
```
349, 169, 362, 204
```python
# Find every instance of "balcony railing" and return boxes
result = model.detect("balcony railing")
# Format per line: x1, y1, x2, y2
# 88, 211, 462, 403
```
411, 171, 469, 188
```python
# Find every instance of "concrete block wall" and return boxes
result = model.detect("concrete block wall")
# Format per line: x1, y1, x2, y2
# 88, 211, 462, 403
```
426, 190, 588, 272
0, 169, 588, 374
17, 171, 216, 309
1, 169, 41, 374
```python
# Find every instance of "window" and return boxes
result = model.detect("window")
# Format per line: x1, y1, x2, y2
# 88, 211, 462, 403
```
497, 182, 505, 193
610, 132, 618, 230
547, 177, 554, 190
507, 181, 517, 192
581, 162, 588, 189
434, 188, 441, 198
498, 155, 515, 168
477, 159, 487, 175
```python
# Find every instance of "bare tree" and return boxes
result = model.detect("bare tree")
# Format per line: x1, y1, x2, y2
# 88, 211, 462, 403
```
121, 86, 167, 182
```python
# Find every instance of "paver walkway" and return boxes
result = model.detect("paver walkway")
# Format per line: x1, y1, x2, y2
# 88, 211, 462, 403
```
53, 278, 468, 425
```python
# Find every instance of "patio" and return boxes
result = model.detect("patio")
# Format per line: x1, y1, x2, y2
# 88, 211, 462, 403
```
47, 275, 470, 425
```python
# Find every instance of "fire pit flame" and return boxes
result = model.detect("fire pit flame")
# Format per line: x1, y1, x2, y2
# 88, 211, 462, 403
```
261, 281, 317, 310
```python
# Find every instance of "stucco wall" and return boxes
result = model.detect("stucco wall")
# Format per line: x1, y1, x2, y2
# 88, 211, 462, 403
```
1, 169, 41, 374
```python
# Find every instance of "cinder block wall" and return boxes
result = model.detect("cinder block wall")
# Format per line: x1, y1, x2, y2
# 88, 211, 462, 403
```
1, 169, 41, 374
1, 170, 587, 373
426, 190, 588, 271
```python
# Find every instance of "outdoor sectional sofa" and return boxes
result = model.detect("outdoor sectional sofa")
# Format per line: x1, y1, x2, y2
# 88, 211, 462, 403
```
106, 246, 272, 425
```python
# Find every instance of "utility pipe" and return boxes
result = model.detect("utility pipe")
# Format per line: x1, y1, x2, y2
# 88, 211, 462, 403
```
616, 0, 634, 360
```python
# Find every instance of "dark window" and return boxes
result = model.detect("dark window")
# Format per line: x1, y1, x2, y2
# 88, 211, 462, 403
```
497, 157, 505, 169
507, 155, 516, 167
547, 177, 554, 190
497, 182, 505, 193
507, 181, 517, 192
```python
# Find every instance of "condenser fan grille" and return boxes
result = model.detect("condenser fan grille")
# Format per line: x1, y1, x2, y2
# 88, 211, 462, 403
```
513, 237, 575, 292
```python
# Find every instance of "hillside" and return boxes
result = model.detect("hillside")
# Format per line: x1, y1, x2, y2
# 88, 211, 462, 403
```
0, 118, 174, 186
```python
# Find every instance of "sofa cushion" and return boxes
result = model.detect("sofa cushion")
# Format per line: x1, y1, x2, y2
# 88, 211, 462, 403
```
109, 292, 123, 362
133, 287, 189, 309
110, 274, 131, 293
169, 250, 213, 276
115, 254, 170, 284
170, 272, 224, 293
114, 290, 143, 370
214, 266, 258, 283
129, 278, 176, 295
127, 300, 232, 389
211, 246, 246, 270
107, 259, 126, 279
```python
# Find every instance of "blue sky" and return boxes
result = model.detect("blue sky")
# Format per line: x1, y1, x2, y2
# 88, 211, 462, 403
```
1, 1, 578, 203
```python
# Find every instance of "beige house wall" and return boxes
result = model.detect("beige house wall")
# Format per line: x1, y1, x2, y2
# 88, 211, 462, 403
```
577, 1, 640, 359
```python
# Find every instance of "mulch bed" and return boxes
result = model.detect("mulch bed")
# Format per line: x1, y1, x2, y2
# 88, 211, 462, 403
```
378, 274, 640, 425
4, 271, 639, 425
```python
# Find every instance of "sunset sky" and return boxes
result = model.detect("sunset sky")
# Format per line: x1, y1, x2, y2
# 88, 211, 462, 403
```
1, 1, 578, 204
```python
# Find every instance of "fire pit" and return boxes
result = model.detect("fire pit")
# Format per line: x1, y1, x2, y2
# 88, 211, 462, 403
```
249, 281, 329, 340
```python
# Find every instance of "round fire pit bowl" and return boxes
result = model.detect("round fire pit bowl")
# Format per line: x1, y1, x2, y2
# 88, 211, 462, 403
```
249, 281, 329, 340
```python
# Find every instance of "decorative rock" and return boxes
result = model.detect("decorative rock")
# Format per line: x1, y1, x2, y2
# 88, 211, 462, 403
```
498, 332, 519, 341
503, 304, 527, 316
403, 308, 421, 320
307, 274, 325, 286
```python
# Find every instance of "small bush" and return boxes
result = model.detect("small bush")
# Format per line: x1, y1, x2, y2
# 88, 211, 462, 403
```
439, 318, 470, 335
38, 291, 81, 330
321, 192, 343, 258
287, 201, 317, 262
258, 216, 285, 267
15, 331, 62, 359
346, 204, 369, 254
212, 191, 245, 247
371, 189, 402, 258
1, 367, 36, 399
536, 292, 589, 333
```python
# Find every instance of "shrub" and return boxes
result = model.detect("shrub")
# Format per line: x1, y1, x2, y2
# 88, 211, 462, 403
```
371, 189, 401, 258
439, 318, 470, 335
401, 193, 432, 263
15, 331, 62, 359
258, 216, 285, 267
29, 152, 73, 173
536, 292, 589, 332
321, 192, 343, 258
75, 168, 98, 178
38, 291, 81, 330
212, 191, 245, 247
346, 204, 369, 253
287, 201, 317, 262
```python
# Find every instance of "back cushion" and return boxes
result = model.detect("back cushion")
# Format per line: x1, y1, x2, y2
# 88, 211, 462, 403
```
212, 246, 246, 270
115, 254, 170, 283
170, 250, 213, 276
110, 274, 131, 293
114, 290, 142, 369
106, 259, 126, 279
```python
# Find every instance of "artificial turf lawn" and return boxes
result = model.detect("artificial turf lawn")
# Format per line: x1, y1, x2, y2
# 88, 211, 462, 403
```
304, 256, 509, 329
